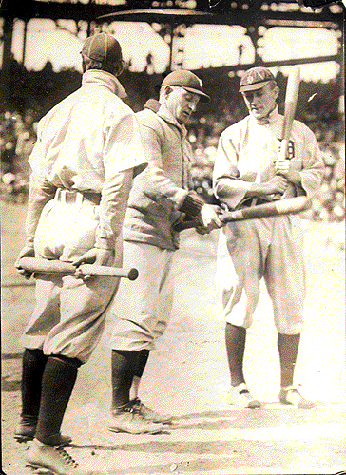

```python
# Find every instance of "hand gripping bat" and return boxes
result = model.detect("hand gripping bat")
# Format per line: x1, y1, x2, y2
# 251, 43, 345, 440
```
17, 257, 139, 280
174, 196, 311, 231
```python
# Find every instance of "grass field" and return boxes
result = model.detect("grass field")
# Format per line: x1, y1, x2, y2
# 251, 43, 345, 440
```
1, 201, 345, 475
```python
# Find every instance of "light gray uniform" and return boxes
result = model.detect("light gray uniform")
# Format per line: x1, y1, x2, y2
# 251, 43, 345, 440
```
213, 107, 324, 334
109, 100, 193, 351
20, 70, 147, 363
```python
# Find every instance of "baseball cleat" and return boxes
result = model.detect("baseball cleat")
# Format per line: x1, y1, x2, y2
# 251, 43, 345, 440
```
228, 383, 261, 409
26, 438, 104, 475
279, 387, 316, 409
15, 418, 71, 445
108, 401, 165, 434
131, 398, 173, 424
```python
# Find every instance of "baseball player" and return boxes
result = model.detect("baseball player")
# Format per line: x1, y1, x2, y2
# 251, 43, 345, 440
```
213, 66, 324, 409
107, 70, 222, 434
14, 32, 147, 475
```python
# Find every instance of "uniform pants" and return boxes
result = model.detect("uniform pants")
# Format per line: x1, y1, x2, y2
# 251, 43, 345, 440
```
109, 241, 175, 351
20, 193, 122, 364
217, 215, 305, 334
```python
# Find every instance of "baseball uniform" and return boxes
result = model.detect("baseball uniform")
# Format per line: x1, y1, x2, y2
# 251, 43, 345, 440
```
20, 69, 147, 363
213, 106, 324, 333
108, 99, 195, 351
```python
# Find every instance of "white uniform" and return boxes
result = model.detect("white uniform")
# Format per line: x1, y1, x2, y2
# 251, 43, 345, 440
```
213, 107, 324, 334
20, 70, 147, 363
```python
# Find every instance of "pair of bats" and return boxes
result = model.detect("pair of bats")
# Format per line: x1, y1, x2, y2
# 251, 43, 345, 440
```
18, 67, 305, 278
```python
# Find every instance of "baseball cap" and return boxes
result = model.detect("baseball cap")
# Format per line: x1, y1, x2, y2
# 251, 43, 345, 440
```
81, 32, 122, 63
239, 66, 276, 92
162, 70, 210, 103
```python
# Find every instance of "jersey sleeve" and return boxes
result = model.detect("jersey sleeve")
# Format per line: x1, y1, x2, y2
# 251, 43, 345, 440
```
25, 118, 57, 247
213, 127, 252, 210
136, 121, 187, 208
97, 111, 147, 250
298, 125, 324, 198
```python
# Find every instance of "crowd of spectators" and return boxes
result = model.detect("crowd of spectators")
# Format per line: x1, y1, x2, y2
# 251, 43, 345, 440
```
1, 108, 345, 224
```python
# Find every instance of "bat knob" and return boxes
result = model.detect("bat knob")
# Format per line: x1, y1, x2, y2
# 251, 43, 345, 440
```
128, 268, 139, 281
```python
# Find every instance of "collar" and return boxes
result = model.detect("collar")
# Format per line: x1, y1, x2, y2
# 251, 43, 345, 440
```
144, 99, 161, 113
157, 104, 186, 135
82, 69, 127, 99
250, 105, 279, 125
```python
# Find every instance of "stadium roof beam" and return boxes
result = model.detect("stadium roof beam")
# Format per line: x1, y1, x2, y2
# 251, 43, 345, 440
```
97, 7, 343, 28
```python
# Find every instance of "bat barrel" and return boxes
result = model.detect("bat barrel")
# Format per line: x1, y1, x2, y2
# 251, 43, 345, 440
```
17, 258, 139, 280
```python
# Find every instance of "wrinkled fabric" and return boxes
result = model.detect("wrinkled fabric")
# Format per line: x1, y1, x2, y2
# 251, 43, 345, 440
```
108, 241, 174, 351
123, 101, 193, 250
214, 109, 324, 333
27, 69, 147, 250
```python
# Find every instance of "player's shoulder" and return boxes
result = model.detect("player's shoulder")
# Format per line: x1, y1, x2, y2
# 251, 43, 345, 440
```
136, 105, 162, 130
292, 118, 317, 140
220, 116, 249, 138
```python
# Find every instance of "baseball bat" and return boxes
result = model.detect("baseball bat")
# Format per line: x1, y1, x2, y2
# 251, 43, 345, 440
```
18, 257, 139, 281
175, 196, 311, 231
221, 196, 311, 222
277, 66, 300, 199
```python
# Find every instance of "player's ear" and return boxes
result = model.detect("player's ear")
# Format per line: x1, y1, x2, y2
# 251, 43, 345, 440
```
113, 59, 124, 77
273, 84, 279, 100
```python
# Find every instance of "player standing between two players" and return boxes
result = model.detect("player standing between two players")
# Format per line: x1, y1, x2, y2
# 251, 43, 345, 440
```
107, 70, 222, 435
213, 66, 324, 409
14, 32, 147, 475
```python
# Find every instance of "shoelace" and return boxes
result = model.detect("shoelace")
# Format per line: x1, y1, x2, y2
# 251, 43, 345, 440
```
55, 446, 79, 468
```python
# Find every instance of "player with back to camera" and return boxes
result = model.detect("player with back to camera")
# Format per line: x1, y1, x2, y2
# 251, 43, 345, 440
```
213, 66, 324, 409
14, 32, 147, 475
107, 69, 222, 434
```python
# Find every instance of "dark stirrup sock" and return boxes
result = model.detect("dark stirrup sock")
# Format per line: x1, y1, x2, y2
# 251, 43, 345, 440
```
278, 332, 300, 388
133, 350, 149, 379
111, 350, 138, 409
35, 355, 79, 445
225, 323, 246, 387
21, 348, 48, 419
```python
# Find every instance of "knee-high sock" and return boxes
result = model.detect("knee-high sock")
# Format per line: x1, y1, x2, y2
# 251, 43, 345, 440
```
35, 356, 79, 445
21, 349, 48, 420
225, 323, 246, 387
129, 350, 149, 400
112, 350, 150, 407
278, 333, 300, 388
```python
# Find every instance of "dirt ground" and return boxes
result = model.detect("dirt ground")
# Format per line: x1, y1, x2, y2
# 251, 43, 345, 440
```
1, 201, 345, 475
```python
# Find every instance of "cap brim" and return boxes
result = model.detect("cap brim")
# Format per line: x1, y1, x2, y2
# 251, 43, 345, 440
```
239, 80, 272, 93
182, 86, 210, 103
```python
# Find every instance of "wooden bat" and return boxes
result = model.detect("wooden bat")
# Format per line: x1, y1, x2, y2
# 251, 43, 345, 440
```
175, 196, 311, 231
277, 66, 300, 199
221, 196, 311, 222
18, 257, 139, 281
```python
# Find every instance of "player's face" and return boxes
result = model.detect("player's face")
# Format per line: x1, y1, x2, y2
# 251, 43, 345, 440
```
242, 83, 279, 120
164, 87, 201, 124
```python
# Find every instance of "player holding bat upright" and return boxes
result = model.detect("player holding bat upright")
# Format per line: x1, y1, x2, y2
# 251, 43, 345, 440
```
13, 32, 147, 475
213, 66, 324, 409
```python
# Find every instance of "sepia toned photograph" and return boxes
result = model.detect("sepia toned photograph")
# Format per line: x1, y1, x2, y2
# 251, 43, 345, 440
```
1, 1, 345, 474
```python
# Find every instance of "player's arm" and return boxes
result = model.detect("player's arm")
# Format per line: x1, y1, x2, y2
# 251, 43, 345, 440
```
138, 123, 189, 207
295, 126, 324, 198
137, 123, 220, 231
92, 112, 147, 257
213, 130, 288, 210
15, 126, 57, 276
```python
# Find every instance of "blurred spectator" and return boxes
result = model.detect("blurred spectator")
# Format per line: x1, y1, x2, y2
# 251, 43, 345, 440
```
0, 110, 35, 203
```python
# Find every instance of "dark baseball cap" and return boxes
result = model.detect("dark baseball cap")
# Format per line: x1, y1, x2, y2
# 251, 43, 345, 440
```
81, 32, 123, 63
239, 66, 277, 92
162, 70, 210, 103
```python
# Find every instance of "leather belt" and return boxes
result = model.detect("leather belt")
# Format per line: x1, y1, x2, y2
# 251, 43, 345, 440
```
54, 188, 101, 206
